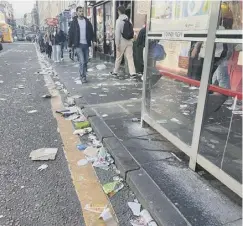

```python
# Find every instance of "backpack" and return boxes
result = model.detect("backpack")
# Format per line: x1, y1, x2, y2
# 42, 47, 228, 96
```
122, 19, 134, 40
151, 43, 166, 61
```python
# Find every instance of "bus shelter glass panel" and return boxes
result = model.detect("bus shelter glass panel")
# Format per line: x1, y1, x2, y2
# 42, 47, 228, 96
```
199, 41, 242, 183
144, 39, 203, 145
198, 0, 242, 184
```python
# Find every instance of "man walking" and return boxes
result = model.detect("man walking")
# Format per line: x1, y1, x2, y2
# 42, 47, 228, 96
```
68, 6, 94, 83
110, 5, 136, 78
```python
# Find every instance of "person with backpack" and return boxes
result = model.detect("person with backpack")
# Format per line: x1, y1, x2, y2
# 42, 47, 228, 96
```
110, 5, 136, 78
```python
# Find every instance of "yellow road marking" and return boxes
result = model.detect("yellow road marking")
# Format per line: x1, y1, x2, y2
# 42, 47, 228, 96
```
48, 86, 117, 226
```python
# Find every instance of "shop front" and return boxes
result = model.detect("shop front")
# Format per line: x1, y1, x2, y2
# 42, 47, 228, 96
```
142, 0, 242, 197
87, 0, 133, 61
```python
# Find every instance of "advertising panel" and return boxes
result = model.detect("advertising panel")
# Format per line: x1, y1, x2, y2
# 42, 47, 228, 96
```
150, 0, 211, 31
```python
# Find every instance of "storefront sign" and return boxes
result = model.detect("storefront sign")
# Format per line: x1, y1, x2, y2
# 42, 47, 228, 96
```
164, 31, 183, 39
150, 0, 211, 32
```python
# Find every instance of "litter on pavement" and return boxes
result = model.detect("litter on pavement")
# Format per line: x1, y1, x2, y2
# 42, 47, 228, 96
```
37, 164, 48, 171
92, 147, 114, 170
96, 64, 106, 70
0, 80, 4, 84
83, 147, 99, 157
77, 159, 88, 166
70, 95, 82, 99
27, 110, 38, 114
30, 148, 58, 161
99, 208, 113, 221
130, 209, 158, 226
73, 127, 92, 136
128, 202, 141, 216
42, 94, 52, 98
74, 121, 91, 129
64, 114, 80, 121
66, 97, 75, 106
77, 144, 87, 151
102, 180, 124, 197
84, 203, 106, 214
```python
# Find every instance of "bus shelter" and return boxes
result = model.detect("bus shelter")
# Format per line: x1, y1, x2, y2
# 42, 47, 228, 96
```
141, 0, 242, 197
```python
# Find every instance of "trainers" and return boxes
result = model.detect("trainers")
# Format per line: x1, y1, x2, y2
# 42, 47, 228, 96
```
81, 78, 87, 83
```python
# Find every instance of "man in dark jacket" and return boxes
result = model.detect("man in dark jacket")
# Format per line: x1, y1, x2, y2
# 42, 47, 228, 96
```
68, 6, 94, 83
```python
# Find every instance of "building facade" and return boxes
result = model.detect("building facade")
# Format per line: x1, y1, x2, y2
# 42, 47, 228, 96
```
0, 0, 15, 27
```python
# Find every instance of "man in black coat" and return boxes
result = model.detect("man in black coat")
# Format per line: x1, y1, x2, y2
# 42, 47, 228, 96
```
68, 6, 94, 83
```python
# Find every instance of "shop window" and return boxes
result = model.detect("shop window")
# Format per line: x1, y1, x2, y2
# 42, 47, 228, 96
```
218, 1, 242, 30
96, 5, 104, 53
104, 2, 114, 56
199, 41, 242, 183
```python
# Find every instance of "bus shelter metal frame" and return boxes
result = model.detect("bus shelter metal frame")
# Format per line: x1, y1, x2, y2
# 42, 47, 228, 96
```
141, 1, 242, 197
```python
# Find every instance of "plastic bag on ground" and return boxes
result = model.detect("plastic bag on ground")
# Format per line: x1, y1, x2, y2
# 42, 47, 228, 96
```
30, 148, 58, 160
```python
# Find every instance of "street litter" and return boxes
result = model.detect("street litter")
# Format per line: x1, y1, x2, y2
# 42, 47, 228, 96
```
73, 127, 92, 136
100, 208, 113, 221
84, 147, 99, 157
18, 85, 24, 89
30, 148, 58, 161
96, 64, 106, 70
170, 118, 182, 124
102, 114, 108, 117
91, 93, 97, 95
28, 110, 38, 114
70, 95, 82, 99
0, 98, 6, 101
0, 80, 4, 84
77, 159, 88, 166
132, 118, 140, 122
66, 97, 75, 106
189, 86, 199, 90
87, 68, 94, 72
103, 180, 124, 197
92, 147, 114, 170
99, 94, 107, 97
130, 209, 157, 226
180, 104, 187, 109
75, 121, 91, 129
65, 114, 80, 121
37, 164, 48, 171
128, 202, 141, 216
75, 80, 82, 84
84, 204, 106, 214
42, 94, 52, 98
77, 144, 87, 151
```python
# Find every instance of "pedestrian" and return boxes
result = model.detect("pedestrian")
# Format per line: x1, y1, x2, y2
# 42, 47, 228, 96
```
51, 27, 62, 63
68, 6, 94, 83
58, 28, 66, 61
44, 31, 52, 59
110, 5, 136, 78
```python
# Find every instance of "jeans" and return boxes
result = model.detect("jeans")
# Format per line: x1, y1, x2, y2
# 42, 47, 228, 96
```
60, 42, 64, 58
76, 44, 89, 78
212, 60, 230, 89
52, 45, 61, 62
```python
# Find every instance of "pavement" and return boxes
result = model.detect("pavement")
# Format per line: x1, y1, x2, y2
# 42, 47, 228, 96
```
51, 49, 242, 226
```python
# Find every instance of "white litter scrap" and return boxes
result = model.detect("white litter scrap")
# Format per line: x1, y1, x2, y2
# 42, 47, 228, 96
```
30, 148, 58, 161
128, 202, 141, 216
37, 164, 48, 171
87, 68, 94, 72
70, 95, 82, 99
65, 114, 80, 121
84, 147, 99, 157
189, 86, 199, 90
73, 127, 92, 136
75, 80, 82, 84
0, 80, 4, 84
99, 94, 107, 97
0, 98, 6, 101
102, 114, 108, 118
170, 118, 182, 124
100, 208, 113, 221
66, 97, 75, 106
96, 64, 106, 70
27, 110, 38, 114
77, 159, 88, 166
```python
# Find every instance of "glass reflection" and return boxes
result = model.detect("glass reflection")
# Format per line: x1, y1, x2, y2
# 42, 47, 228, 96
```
219, 1, 242, 30
145, 39, 201, 145
199, 42, 242, 183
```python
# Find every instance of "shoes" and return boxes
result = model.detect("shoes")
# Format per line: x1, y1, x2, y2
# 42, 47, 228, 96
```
61, 58, 64, 62
110, 72, 118, 77
81, 77, 87, 83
